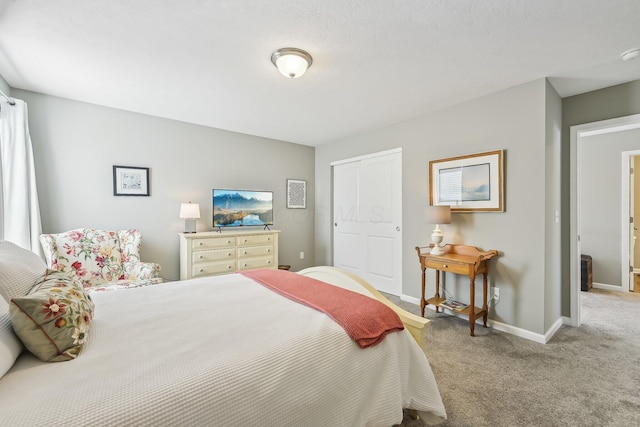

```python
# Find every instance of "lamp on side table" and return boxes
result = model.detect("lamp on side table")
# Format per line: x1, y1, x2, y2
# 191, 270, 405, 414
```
426, 205, 451, 255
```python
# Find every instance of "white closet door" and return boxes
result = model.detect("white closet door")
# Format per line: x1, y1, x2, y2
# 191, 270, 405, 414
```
333, 150, 402, 295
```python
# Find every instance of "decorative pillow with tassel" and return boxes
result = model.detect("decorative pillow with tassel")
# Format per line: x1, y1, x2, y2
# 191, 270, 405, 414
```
10, 270, 95, 362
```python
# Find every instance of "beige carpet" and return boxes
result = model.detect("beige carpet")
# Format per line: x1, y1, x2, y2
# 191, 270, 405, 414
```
392, 289, 640, 427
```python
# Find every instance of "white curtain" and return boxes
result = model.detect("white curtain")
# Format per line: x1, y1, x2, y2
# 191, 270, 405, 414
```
0, 98, 43, 256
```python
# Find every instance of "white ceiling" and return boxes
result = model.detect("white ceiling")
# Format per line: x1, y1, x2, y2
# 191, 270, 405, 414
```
0, 0, 639, 146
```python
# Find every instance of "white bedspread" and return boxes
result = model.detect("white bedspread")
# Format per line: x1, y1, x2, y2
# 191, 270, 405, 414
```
0, 273, 445, 426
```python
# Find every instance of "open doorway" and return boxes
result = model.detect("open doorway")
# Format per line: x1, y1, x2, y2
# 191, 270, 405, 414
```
622, 151, 640, 293
627, 154, 640, 293
570, 113, 640, 327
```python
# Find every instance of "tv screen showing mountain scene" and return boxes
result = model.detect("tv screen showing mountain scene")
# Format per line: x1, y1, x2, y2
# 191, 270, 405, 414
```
212, 189, 273, 227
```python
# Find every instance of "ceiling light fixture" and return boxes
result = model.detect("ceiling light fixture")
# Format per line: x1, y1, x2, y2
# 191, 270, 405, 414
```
271, 47, 313, 79
621, 48, 640, 62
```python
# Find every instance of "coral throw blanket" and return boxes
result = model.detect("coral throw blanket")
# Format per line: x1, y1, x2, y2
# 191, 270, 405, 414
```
240, 268, 404, 348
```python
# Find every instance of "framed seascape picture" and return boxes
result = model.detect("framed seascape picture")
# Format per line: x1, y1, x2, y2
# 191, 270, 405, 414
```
429, 150, 504, 212
286, 179, 306, 209
113, 165, 150, 196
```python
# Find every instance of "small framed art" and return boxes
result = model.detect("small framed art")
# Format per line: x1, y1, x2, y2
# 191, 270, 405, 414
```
286, 179, 306, 209
429, 149, 504, 212
113, 165, 150, 196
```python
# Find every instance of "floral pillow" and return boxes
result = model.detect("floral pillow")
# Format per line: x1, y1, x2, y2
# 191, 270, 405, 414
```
9, 270, 95, 362
41, 229, 124, 288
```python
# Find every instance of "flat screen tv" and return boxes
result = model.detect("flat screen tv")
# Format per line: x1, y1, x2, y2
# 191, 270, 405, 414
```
212, 189, 273, 228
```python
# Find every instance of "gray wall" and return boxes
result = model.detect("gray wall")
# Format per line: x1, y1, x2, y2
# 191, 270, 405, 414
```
544, 80, 563, 331
579, 129, 640, 287
316, 78, 562, 336
562, 80, 640, 314
15, 89, 316, 281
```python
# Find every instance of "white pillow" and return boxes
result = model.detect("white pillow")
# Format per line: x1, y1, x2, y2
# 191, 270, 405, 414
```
0, 297, 23, 378
0, 240, 47, 302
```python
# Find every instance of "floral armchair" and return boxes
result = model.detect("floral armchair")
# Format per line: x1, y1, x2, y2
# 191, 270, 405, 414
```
39, 228, 162, 292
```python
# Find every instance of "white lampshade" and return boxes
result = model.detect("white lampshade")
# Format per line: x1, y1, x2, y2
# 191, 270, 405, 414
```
180, 202, 200, 233
179, 202, 200, 219
271, 48, 313, 79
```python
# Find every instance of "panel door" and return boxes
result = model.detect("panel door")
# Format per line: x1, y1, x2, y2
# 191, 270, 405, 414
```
333, 150, 402, 295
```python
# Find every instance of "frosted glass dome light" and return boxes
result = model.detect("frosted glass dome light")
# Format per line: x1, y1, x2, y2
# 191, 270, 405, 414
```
271, 48, 313, 79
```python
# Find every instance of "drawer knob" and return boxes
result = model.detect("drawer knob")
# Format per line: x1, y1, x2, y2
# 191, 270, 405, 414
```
244, 251, 247, 254
227, 265, 232, 269
443, 264, 448, 268
267, 249, 271, 253
199, 255, 203, 259
199, 242, 203, 246
199, 268, 204, 272
227, 240, 231, 244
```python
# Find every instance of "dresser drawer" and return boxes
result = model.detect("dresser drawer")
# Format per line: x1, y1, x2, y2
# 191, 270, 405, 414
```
236, 234, 275, 246
237, 256, 275, 270
424, 259, 469, 275
237, 245, 274, 259
192, 248, 234, 264
192, 261, 237, 277
191, 237, 235, 251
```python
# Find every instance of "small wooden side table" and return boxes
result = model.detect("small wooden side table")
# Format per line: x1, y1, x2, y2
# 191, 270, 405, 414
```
415, 244, 498, 336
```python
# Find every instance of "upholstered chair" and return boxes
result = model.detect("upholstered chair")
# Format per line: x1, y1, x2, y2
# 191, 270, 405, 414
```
40, 228, 162, 292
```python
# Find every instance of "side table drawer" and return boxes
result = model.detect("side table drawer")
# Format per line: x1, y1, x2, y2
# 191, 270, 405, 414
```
192, 261, 237, 277
424, 259, 468, 275
237, 245, 274, 259
237, 256, 275, 270
192, 249, 234, 263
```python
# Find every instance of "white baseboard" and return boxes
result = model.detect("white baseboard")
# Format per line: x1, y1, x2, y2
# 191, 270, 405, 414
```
400, 293, 559, 344
400, 294, 420, 305
592, 282, 625, 291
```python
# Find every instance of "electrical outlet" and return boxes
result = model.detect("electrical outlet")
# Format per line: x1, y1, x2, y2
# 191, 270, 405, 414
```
492, 287, 500, 301
299, 251, 305, 259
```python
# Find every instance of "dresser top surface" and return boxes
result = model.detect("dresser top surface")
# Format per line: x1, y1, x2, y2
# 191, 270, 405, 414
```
180, 229, 280, 239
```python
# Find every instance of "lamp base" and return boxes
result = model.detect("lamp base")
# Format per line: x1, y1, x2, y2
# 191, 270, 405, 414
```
430, 225, 445, 255
430, 244, 446, 256
183, 219, 197, 233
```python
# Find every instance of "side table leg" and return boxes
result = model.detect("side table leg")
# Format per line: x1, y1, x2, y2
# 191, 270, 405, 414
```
420, 268, 426, 317
435, 270, 441, 313
469, 276, 476, 337
482, 272, 489, 328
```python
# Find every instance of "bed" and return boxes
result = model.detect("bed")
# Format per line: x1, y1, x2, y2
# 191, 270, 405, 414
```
0, 240, 446, 426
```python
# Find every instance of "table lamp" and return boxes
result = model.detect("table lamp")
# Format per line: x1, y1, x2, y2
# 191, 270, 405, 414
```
426, 205, 451, 255
179, 202, 200, 233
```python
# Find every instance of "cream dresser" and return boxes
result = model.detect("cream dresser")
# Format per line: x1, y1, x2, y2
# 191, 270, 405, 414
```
179, 230, 280, 280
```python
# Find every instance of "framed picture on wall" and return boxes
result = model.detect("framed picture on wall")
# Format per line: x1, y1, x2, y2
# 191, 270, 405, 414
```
286, 179, 306, 209
429, 150, 504, 212
113, 165, 150, 196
